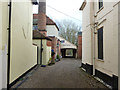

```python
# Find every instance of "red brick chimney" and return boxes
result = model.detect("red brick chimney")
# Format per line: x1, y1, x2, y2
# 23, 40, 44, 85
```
38, 0, 47, 36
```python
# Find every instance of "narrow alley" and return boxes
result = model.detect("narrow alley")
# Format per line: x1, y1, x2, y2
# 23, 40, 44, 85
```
12, 58, 108, 89
1, 0, 120, 89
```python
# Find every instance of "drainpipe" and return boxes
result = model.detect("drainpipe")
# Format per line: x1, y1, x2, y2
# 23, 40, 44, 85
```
93, 22, 98, 76
92, 1, 96, 76
92, 25, 95, 76
7, 0, 12, 89
91, 24, 95, 76
40, 39, 43, 65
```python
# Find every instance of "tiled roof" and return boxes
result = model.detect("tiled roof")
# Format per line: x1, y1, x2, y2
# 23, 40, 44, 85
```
33, 14, 55, 25
33, 30, 52, 41
46, 16, 56, 25
33, 14, 59, 31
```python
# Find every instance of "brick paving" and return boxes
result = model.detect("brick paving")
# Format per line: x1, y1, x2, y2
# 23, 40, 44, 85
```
12, 58, 109, 89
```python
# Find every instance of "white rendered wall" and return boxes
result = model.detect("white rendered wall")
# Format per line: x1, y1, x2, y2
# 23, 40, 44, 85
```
46, 25, 58, 37
82, 1, 93, 65
118, 2, 120, 89
94, 2, 119, 76
10, 1, 37, 83
0, 1, 2, 89
82, 1, 119, 76
1, 1, 8, 89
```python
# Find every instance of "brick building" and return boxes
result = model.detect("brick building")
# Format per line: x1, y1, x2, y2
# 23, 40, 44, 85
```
77, 32, 82, 59
33, 13, 61, 59
33, 0, 52, 66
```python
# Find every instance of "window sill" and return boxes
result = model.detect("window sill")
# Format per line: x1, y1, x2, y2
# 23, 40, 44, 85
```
97, 7, 104, 14
96, 59, 104, 62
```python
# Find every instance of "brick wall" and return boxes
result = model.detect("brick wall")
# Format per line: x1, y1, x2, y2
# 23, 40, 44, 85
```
47, 40, 52, 46
57, 40, 61, 56
49, 36, 57, 54
77, 35, 82, 59
33, 14, 38, 19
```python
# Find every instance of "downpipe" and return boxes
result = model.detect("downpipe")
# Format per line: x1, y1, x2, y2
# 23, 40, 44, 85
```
92, 1, 97, 76
40, 39, 43, 65
7, 0, 12, 89
92, 22, 98, 76
93, 26, 95, 76
91, 25, 95, 76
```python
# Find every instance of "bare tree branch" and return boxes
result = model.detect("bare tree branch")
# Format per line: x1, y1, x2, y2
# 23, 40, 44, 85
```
56, 20, 81, 46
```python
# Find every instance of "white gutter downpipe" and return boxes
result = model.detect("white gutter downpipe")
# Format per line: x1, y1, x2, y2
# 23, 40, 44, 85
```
93, 27, 95, 76
92, 22, 98, 76
92, 1, 96, 76
91, 24, 96, 76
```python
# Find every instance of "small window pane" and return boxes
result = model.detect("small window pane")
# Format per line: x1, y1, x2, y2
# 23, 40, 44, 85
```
33, 25, 38, 30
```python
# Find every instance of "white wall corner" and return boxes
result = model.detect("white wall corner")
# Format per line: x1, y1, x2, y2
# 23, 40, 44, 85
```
0, 50, 2, 90
118, 2, 120, 89
2, 45, 7, 88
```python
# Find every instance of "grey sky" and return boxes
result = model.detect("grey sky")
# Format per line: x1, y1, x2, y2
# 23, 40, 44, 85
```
33, 0, 83, 26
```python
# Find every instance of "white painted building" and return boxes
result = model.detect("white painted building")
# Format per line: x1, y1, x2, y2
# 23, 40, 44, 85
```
80, 0, 120, 89
0, 0, 38, 89
46, 25, 59, 37
58, 37, 77, 49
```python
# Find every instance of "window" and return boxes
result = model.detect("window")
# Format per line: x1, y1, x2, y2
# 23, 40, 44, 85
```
33, 25, 38, 30
99, 0, 103, 9
98, 27, 103, 59
61, 40, 65, 43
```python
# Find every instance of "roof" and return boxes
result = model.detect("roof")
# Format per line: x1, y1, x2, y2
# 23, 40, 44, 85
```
46, 16, 59, 31
33, 14, 59, 31
46, 16, 56, 25
79, 0, 86, 10
33, 30, 52, 41
57, 36, 77, 49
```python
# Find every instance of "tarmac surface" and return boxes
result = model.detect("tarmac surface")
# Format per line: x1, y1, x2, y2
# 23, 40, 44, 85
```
12, 58, 109, 89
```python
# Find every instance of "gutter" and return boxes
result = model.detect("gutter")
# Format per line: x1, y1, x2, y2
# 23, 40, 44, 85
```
79, 0, 86, 10
7, 0, 12, 89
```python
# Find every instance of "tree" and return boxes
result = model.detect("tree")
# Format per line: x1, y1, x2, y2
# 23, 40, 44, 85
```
56, 20, 81, 46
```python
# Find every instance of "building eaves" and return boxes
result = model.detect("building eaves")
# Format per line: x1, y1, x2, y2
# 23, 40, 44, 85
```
46, 16, 55, 25
33, 30, 52, 41
46, 16, 59, 31
79, 0, 86, 10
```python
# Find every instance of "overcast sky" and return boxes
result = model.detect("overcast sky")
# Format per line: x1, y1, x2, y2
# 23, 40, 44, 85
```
33, 0, 83, 26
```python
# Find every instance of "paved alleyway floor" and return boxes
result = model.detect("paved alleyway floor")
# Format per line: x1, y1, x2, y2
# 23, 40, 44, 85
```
12, 58, 109, 89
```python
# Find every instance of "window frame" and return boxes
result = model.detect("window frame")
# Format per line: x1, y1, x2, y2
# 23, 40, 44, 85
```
98, 0, 103, 10
97, 27, 104, 60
